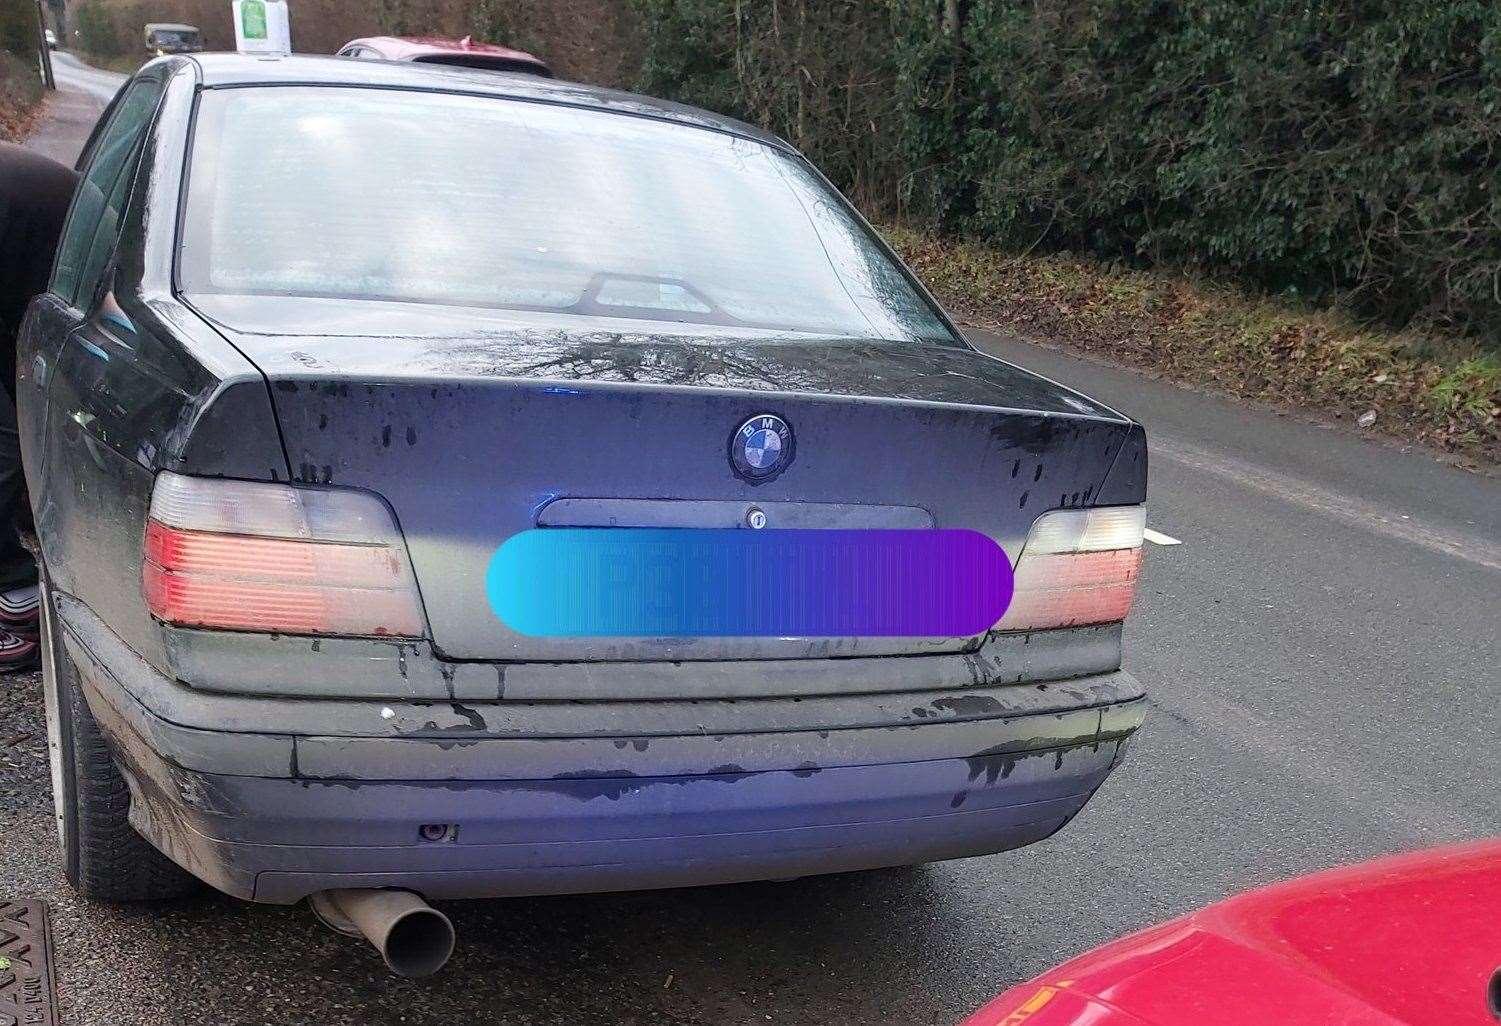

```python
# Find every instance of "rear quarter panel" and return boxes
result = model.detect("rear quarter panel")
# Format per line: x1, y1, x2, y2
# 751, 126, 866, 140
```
30, 63, 287, 673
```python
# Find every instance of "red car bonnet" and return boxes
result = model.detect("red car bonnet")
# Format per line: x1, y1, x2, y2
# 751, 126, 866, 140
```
964, 839, 1501, 1026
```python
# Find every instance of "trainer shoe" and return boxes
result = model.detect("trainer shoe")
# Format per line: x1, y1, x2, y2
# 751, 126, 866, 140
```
0, 583, 39, 640
0, 626, 38, 673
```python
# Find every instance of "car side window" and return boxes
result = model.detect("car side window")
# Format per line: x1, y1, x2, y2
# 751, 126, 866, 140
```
51, 77, 165, 309
74, 162, 140, 314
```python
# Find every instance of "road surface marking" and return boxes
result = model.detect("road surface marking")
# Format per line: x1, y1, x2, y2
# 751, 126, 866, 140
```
1143, 528, 1182, 546
1154, 436, 1501, 573
1146, 687, 1476, 839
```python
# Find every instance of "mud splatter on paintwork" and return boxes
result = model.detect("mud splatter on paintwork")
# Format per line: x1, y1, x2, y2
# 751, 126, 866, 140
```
931, 695, 1005, 717
449, 703, 486, 731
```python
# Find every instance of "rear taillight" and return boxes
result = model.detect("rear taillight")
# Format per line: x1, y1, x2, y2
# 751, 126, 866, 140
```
996, 506, 1144, 631
143, 472, 426, 638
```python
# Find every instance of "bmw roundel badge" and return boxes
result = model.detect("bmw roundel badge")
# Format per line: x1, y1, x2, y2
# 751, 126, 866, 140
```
730, 413, 794, 482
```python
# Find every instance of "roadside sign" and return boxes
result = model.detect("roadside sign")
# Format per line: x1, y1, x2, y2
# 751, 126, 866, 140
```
232, 0, 291, 54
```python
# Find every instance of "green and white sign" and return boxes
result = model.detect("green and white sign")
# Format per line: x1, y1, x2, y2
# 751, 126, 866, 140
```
241, 0, 267, 39
232, 0, 291, 54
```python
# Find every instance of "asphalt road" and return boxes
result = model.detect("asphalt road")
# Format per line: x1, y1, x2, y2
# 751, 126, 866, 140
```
3, 56, 1498, 1026
25, 53, 124, 165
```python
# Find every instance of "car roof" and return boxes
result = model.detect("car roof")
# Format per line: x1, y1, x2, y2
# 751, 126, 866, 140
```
348, 35, 546, 66
184, 53, 789, 152
147, 23, 199, 32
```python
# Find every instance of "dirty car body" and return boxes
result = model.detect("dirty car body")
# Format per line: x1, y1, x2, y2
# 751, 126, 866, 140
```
19, 55, 1148, 905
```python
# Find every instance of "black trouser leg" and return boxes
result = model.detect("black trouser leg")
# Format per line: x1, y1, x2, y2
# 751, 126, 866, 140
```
0, 388, 37, 591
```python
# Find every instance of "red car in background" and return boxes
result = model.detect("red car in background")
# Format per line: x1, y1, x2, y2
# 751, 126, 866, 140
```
964, 840, 1501, 1026
336, 35, 552, 77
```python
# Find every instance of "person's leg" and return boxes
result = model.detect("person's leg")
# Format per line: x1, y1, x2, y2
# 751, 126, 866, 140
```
0, 387, 38, 670
0, 387, 35, 584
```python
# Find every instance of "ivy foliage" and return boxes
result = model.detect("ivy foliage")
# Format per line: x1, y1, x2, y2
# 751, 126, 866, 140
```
634, 0, 908, 209
635, 0, 1501, 344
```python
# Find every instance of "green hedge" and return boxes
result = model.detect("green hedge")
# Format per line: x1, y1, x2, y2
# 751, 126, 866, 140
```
635, 0, 908, 209
634, 0, 1501, 345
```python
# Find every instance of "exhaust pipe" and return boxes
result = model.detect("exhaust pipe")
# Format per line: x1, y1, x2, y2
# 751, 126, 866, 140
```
311, 889, 455, 978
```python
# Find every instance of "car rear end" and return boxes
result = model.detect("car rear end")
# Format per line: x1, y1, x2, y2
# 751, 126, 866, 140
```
57, 62, 1149, 905
144, 24, 201, 55
100, 378, 1147, 903
83, 424, 1146, 903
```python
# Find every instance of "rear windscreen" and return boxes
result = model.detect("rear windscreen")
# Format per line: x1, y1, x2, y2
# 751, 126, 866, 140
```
150, 30, 198, 46
178, 86, 958, 344
412, 54, 552, 76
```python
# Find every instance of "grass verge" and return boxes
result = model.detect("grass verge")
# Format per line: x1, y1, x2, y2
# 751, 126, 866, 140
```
885, 226, 1501, 469
0, 51, 44, 142
73, 51, 146, 75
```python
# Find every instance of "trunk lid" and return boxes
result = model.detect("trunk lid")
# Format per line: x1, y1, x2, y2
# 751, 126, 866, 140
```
194, 297, 1135, 661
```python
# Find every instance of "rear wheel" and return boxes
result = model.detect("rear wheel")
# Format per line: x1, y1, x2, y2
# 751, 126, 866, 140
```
41, 573, 197, 901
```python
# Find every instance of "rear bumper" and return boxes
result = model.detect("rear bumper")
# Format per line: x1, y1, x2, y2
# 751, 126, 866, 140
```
57, 596, 1145, 904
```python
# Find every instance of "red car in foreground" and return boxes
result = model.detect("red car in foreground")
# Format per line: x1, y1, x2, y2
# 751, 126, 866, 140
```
335, 35, 551, 76
965, 840, 1501, 1026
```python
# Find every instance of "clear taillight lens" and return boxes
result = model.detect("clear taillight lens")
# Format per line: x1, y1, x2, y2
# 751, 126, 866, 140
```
143, 472, 426, 638
996, 506, 1145, 631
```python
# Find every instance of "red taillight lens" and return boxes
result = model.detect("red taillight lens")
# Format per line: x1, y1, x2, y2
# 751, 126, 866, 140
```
143, 473, 426, 638
996, 506, 1145, 631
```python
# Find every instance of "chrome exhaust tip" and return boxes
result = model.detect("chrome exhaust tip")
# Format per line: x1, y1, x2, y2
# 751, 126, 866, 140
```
311, 889, 455, 978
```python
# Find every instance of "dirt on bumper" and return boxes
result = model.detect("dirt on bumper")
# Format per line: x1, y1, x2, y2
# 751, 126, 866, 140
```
54, 594, 1145, 903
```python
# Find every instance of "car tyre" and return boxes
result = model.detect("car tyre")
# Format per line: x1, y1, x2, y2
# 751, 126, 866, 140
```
42, 573, 198, 902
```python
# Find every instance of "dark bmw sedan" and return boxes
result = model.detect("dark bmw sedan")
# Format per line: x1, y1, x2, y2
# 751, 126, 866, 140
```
19, 54, 1148, 975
